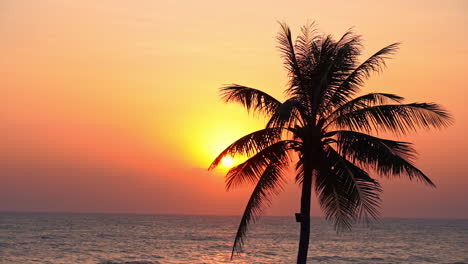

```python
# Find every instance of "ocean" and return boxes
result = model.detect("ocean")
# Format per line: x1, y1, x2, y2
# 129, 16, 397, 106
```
0, 213, 467, 264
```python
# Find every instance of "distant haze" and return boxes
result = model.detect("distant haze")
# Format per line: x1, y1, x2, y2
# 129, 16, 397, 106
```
2, 0, 468, 218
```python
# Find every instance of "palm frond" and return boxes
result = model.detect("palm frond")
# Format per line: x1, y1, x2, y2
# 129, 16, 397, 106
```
316, 146, 382, 231
314, 31, 362, 117
277, 22, 303, 93
333, 130, 435, 186
220, 84, 281, 117
322, 93, 404, 127
295, 159, 304, 184
209, 128, 283, 170
230, 159, 288, 258
324, 43, 400, 108
329, 103, 452, 135
349, 42, 400, 80
225, 140, 295, 190
266, 97, 307, 128
295, 22, 319, 68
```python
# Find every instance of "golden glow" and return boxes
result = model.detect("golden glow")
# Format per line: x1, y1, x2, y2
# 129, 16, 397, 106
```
221, 155, 234, 167
2, 0, 467, 217
180, 107, 263, 168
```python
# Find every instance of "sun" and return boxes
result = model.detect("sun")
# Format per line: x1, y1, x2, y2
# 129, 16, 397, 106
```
221, 155, 234, 167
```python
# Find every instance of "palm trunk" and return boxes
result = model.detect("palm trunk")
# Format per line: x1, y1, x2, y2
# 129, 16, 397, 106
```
297, 162, 313, 264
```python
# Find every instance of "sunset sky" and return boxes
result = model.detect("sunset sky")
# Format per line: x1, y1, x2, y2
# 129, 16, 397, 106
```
2, 0, 467, 218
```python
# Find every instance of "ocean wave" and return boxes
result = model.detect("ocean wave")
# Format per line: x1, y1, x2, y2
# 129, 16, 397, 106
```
99, 261, 160, 264
3, 214, 467, 264
310, 255, 386, 262
205, 244, 230, 250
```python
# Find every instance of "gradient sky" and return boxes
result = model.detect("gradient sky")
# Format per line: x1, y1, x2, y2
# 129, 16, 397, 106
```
2, 0, 467, 218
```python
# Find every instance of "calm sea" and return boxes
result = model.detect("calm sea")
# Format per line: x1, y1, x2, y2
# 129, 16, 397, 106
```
0, 213, 467, 264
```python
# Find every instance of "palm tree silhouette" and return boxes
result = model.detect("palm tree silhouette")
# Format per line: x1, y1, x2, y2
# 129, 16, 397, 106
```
209, 22, 452, 264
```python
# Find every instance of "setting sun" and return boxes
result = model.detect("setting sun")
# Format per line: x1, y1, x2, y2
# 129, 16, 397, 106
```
221, 156, 234, 167
2, 0, 467, 263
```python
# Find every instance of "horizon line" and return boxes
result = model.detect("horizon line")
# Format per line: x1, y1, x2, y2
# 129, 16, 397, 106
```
1, 210, 467, 221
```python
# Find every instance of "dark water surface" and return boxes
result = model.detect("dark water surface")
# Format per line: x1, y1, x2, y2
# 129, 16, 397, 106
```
0, 213, 467, 263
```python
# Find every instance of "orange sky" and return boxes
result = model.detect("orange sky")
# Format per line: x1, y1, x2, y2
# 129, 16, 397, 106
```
2, 0, 468, 218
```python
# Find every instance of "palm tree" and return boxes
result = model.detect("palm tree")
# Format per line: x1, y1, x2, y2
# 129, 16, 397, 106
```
208, 22, 452, 264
